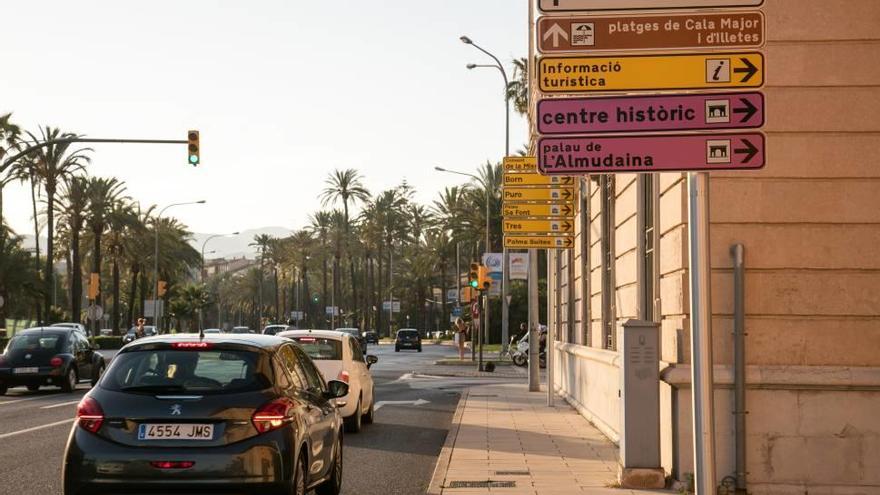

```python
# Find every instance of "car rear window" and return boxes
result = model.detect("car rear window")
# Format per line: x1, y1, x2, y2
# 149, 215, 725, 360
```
398, 331, 419, 338
291, 337, 342, 360
7, 332, 66, 352
101, 349, 271, 394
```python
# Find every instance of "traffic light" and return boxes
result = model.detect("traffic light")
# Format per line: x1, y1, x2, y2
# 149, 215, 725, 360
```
312, 294, 320, 304
187, 130, 200, 166
468, 262, 480, 289
158, 281, 168, 297
478, 265, 492, 291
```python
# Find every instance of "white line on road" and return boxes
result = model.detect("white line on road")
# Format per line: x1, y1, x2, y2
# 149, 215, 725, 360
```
0, 396, 47, 406
374, 399, 430, 411
40, 400, 81, 410
0, 418, 75, 440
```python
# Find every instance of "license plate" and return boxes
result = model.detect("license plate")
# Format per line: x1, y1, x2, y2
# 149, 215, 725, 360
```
13, 367, 39, 374
138, 423, 214, 441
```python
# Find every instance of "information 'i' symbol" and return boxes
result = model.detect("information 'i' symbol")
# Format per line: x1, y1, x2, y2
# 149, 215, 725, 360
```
713, 61, 725, 81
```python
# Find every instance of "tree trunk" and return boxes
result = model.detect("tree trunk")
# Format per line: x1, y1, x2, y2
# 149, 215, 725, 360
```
126, 266, 139, 329
440, 259, 448, 330
71, 226, 82, 324
302, 264, 311, 327
273, 266, 280, 322
138, 270, 148, 324
112, 254, 120, 334
321, 250, 328, 329
30, 177, 43, 325
92, 227, 103, 307
376, 244, 384, 336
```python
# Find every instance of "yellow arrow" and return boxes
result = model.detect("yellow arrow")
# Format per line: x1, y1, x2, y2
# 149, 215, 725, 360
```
503, 174, 574, 187
504, 235, 574, 249
503, 156, 537, 173
503, 187, 575, 203
504, 219, 574, 234
503, 203, 574, 218
539, 52, 763, 93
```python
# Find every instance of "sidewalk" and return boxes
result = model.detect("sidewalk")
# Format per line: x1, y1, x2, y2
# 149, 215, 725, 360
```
428, 383, 670, 495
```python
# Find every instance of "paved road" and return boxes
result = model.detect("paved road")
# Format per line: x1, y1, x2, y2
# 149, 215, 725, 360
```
0, 344, 520, 495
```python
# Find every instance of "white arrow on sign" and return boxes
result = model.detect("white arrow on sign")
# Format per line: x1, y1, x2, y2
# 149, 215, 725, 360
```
542, 23, 568, 48
374, 399, 430, 411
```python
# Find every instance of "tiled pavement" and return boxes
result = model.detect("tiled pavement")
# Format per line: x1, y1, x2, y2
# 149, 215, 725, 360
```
428, 383, 671, 495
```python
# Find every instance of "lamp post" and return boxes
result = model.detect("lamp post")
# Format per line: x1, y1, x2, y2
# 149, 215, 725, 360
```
153, 200, 205, 333
201, 231, 240, 281
462, 35, 512, 353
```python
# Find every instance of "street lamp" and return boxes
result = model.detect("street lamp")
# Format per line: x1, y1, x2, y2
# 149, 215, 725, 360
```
462, 34, 512, 352
153, 200, 206, 332
201, 231, 240, 281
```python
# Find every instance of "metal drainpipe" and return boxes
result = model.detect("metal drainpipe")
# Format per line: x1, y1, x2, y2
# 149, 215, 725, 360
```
731, 244, 747, 493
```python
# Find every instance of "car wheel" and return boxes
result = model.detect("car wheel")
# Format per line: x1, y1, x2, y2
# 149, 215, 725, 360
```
27, 384, 40, 392
315, 437, 343, 495
395, 346, 400, 352
91, 362, 105, 387
363, 391, 375, 424
344, 398, 362, 433
286, 452, 307, 495
61, 367, 78, 393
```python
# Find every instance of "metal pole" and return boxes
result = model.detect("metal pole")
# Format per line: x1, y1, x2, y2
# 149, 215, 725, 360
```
388, 248, 393, 337
549, 249, 561, 406
501, 65, 511, 357
480, 294, 487, 372
732, 243, 747, 492
526, 0, 540, 393
688, 172, 717, 495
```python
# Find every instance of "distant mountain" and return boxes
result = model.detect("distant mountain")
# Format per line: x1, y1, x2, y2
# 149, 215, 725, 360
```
191, 227, 294, 260
20, 227, 295, 261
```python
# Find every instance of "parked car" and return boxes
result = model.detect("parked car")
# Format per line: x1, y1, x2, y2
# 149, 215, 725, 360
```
202, 328, 223, 334
335, 327, 366, 350
262, 324, 289, 336
364, 331, 379, 344
280, 329, 378, 433
121, 325, 157, 344
0, 327, 106, 395
62, 333, 348, 495
99, 329, 114, 337
231, 326, 253, 334
395, 328, 422, 352
50, 322, 88, 336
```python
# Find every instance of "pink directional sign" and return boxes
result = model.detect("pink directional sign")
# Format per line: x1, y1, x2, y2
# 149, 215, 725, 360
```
538, 92, 764, 135
538, 133, 765, 174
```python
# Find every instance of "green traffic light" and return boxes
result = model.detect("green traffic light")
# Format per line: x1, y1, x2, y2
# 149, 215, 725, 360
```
469, 280, 478, 288
189, 155, 199, 165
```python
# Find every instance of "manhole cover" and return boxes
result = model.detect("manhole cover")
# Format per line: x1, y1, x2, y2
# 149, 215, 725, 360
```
495, 470, 530, 476
447, 481, 516, 488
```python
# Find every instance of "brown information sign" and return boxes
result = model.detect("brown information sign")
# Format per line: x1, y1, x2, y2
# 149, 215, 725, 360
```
538, 11, 764, 54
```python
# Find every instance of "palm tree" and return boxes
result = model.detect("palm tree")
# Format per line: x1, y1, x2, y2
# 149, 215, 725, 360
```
308, 211, 333, 328
124, 204, 155, 328
56, 176, 90, 323
287, 230, 315, 326
23, 126, 91, 319
320, 169, 370, 320
0, 226, 40, 325
251, 233, 274, 326
85, 177, 127, 307
506, 57, 529, 124
170, 284, 211, 332
104, 200, 137, 333
0, 113, 22, 223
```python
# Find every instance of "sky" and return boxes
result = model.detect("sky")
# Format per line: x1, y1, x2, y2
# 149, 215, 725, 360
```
1, 0, 529, 236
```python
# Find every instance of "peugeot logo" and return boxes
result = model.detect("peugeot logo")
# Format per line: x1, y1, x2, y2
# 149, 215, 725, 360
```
170, 404, 182, 416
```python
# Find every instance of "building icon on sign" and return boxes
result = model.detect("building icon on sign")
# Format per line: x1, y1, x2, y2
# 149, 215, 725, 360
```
705, 99, 731, 124
706, 139, 731, 164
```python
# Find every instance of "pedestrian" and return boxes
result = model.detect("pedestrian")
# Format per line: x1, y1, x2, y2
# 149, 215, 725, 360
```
453, 317, 468, 360
135, 317, 147, 340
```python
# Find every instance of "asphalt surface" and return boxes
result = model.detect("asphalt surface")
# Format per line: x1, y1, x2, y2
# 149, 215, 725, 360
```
0, 344, 521, 495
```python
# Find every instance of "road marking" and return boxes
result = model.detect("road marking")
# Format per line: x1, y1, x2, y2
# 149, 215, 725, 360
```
0, 396, 47, 406
40, 400, 81, 410
374, 399, 430, 411
0, 418, 75, 440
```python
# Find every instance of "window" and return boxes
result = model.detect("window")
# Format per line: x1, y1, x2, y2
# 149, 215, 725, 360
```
291, 337, 343, 360
600, 176, 616, 350
349, 338, 364, 362
278, 345, 307, 389
293, 346, 326, 393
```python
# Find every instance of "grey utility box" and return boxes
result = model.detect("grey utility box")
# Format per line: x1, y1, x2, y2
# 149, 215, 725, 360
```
619, 319, 661, 469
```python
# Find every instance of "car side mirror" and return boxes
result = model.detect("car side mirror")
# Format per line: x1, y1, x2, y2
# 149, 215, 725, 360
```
366, 355, 378, 369
325, 379, 349, 399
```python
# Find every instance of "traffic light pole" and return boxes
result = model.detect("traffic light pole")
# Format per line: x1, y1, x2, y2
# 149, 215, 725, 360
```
480, 293, 488, 372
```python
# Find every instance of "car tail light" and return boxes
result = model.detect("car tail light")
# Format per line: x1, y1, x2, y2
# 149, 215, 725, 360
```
252, 398, 295, 434
76, 397, 104, 434
150, 461, 195, 469
50, 356, 63, 367
337, 370, 350, 383
172, 342, 212, 349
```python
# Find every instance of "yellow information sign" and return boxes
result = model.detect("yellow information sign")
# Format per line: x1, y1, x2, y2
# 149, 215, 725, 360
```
539, 52, 763, 93
504, 219, 574, 234
503, 203, 574, 218
503, 156, 538, 173
503, 174, 574, 187
505, 235, 574, 249
504, 187, 575, 203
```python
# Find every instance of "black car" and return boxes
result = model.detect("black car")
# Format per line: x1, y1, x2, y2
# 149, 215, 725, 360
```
364, 331, 379, 345
395, 329, 422, 352
0, 327, 106, 395
335, 328, 366, 350
122, 325, 157, 344
63, 333, 348, 495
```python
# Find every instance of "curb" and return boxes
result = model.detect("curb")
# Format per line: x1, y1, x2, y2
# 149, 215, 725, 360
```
426, 387, 469, 495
